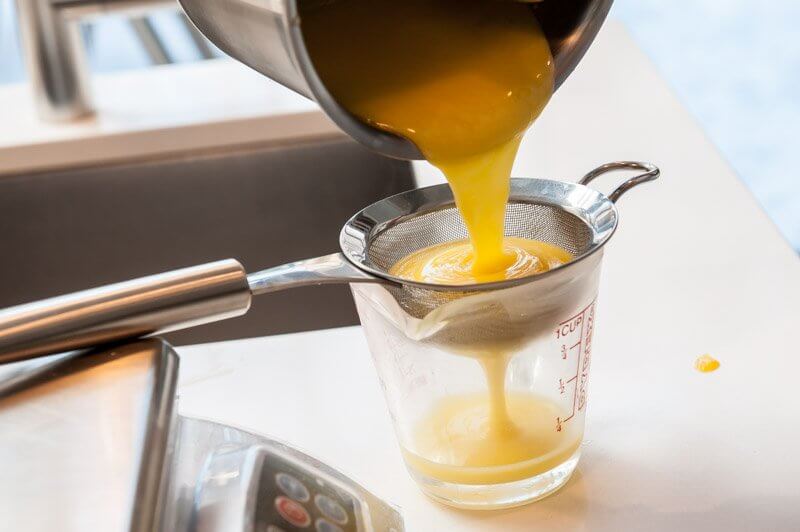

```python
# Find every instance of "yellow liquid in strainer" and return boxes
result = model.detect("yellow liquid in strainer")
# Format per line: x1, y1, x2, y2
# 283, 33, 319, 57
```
389, 237, 572, 285
301, 0, 578, 487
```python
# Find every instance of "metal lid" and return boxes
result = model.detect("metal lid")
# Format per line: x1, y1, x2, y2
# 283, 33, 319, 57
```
0, 339, 178, 532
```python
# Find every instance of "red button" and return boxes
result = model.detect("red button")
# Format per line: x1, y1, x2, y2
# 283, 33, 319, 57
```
275, 496, 311, 528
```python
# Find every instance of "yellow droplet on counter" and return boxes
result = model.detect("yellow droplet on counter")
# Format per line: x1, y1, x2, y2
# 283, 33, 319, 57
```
694, 354, 720, 373
402, 392, 582, 485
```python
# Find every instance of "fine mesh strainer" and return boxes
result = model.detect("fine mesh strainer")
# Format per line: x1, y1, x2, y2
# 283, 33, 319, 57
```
0, 162, 658, 364
338, 161, 657, 350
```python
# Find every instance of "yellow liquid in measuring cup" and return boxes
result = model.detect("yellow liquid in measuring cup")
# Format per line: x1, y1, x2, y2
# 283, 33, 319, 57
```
390, 237, 572, 285
301, 0, 578, 486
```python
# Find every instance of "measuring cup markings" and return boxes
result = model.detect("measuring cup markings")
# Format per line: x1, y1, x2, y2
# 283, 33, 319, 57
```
578, 304, 596, 411
555, 299, 597, 432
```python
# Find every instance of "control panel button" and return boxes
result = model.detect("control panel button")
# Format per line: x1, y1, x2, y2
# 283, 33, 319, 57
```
276, 472, 310, 502
315, 518, 344, 532
314, 494, 348, 525
275, 496, 311, 528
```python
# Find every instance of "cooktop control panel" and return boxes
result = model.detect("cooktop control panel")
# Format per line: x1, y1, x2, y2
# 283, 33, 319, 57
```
255, 447, 362, 532
192, 440, 401, 532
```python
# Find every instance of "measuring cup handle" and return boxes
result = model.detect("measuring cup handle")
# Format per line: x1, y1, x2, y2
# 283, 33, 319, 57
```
579, 161, 660, 203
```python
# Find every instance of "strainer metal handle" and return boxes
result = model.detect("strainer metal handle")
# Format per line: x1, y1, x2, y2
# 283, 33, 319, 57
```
247, 253, 379, 295
579, 161, 660, 202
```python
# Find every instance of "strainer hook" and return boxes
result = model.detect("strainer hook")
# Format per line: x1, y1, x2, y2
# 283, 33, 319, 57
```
579, 161, 659, 203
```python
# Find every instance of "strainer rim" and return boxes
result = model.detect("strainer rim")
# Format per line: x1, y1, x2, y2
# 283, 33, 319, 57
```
338, 177, 618, 292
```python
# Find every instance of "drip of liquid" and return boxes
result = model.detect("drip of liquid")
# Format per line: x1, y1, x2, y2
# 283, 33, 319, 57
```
695, 354, 720, 373
301, 0, 575, 485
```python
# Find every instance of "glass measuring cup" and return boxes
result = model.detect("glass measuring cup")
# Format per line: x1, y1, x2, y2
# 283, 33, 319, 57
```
342, 163, 658, 509
352, 249, 601, 509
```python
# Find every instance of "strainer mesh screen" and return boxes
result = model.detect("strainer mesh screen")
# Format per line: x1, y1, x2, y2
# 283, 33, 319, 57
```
368, 202, 592, 272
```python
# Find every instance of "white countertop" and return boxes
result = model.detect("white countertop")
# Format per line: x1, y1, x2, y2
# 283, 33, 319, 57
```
171, 20, 798, 531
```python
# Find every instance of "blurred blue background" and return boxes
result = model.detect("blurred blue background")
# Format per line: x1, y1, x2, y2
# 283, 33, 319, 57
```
1, 0, 798, 250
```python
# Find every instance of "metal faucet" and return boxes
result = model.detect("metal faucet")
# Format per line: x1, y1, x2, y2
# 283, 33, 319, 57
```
15, 0, 182, 121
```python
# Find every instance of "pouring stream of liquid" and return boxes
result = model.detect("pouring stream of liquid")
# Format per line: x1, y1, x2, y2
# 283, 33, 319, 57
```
302, 0, 579, 483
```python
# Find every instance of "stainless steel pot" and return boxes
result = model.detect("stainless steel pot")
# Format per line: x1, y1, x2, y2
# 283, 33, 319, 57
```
178, 0, 613, 159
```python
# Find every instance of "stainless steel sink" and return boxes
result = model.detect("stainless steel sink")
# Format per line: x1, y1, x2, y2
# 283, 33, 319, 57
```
0, 137, 415, 344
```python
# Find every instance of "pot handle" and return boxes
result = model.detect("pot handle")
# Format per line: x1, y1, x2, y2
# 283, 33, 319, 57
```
579, 161, 660, 203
